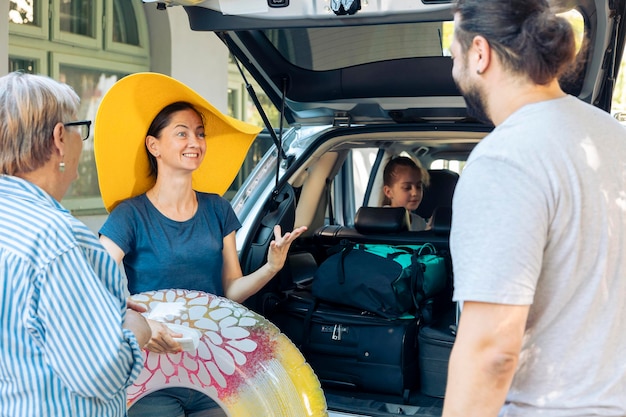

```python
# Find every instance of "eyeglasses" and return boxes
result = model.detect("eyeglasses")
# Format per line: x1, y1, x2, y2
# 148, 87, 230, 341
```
64, 120, 92, 141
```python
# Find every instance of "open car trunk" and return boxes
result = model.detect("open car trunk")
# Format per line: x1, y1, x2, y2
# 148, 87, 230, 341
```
155, 1, 626, 415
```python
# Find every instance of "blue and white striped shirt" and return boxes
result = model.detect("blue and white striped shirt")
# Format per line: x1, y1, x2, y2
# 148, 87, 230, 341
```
0, 175, 144, 416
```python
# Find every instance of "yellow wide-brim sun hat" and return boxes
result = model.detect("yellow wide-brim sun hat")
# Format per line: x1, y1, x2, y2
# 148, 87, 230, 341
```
94, 72, 261, 213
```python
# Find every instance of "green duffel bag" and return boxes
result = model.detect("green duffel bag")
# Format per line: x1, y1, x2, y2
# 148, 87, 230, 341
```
312, 240, 448, 320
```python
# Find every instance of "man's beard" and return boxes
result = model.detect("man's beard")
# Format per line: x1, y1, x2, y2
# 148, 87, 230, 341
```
460, 83, 492, 126
453, 63, 493, 125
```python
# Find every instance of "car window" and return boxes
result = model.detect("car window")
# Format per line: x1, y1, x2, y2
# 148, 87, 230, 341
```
352, 148, 380, 207
430, 159, 465, 174
334, 148, 456, 226
329, 148, 380, 226
261, 10, 582, 72
262, 21, 455, 71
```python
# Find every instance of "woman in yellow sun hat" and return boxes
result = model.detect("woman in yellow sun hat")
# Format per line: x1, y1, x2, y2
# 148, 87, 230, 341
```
94, 72, 307, 417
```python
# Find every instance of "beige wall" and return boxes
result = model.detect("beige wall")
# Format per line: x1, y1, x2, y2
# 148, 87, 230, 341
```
144, 3, 172, 77
145, 4, 229, 113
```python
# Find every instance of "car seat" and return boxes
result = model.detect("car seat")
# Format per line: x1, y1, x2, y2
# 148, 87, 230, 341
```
414, 169, 460, 220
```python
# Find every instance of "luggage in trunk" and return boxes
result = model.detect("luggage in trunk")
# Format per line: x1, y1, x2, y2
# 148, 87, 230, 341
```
268, 291, 420, 397
417, 318, 456, 398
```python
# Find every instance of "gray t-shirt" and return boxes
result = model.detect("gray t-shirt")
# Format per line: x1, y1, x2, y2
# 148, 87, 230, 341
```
451, 96, 626, 417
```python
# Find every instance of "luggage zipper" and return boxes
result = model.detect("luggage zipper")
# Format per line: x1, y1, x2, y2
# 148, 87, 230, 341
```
321, 324, 349, 341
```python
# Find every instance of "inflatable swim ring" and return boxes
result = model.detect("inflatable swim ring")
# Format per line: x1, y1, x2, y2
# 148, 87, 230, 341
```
129, 289, 328, 417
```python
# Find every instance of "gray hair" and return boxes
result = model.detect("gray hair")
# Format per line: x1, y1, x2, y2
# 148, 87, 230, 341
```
0, 72, 80, 175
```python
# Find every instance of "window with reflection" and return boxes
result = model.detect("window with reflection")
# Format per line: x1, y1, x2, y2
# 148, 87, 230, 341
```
58, 66, 129, 200
8, 1, 150, 213
9, 58, 37, 73
113, 0, 140, 45
60, 0, 95, 37
8, 0, 36, 25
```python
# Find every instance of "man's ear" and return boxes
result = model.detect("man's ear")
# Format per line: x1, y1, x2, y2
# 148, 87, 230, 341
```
472, 35, 492, 74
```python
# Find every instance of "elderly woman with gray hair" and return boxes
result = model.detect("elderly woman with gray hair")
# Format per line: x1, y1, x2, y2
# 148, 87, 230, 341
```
0, 71, 151, 416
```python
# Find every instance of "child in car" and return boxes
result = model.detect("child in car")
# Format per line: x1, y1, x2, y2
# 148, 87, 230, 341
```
382, 156, 430, 231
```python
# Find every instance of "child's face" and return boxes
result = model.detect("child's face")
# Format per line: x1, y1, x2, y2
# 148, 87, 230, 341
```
384, 167, 424, 211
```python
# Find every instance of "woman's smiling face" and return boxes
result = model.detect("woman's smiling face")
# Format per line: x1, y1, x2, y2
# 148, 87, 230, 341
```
151, 108, 206, 173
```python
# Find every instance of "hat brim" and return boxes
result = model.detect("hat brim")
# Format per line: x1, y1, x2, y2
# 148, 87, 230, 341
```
94, 72, 261, 212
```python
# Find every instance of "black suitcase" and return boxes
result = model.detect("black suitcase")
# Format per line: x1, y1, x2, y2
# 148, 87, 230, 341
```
417, 317, 456, 398
268, 291, 420, 397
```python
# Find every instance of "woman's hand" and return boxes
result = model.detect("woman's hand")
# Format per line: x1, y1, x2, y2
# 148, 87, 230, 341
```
144, 319, 183, 354
266, 225, 308, 274
123, 306, 152, 348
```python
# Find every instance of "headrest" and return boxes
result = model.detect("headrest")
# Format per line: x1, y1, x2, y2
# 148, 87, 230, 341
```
354, 207, 409, 234
414, 169, 459, 219
431, 206, 452, 234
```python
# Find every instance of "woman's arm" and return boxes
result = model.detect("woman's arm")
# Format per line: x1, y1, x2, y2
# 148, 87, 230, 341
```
99, 234, 182, 354
99, 235, 125, 265
222, 225, 307, 303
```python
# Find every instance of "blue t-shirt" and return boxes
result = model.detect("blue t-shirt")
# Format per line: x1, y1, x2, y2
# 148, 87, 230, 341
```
99, 192, 241, 296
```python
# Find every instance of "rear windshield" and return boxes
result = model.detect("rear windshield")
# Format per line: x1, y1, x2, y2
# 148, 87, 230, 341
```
262, 21, 455, 71
262, 9, 583, 72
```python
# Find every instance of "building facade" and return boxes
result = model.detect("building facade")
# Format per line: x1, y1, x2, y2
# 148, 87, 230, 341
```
2, 1, 273, 229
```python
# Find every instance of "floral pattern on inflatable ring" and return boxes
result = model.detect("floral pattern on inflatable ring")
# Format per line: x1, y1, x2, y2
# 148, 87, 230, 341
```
128, 289, 280, 403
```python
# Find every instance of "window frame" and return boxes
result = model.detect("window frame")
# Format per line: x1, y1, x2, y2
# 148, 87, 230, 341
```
50, 52, 146, 80
50, 0, 103, 49
9, 0, 152, 215
104, 0, 150, 57
8, 0, 50, 39
8, 45, 48, 73
50, 56, 147, 214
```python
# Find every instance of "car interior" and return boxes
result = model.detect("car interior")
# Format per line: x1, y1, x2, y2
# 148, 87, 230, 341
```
235, 126, 489, 415
174, 0, 626, 415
